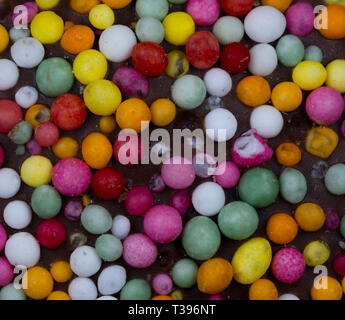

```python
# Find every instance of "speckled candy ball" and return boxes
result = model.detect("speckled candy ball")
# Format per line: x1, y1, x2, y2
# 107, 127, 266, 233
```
70, 245, 101, 277
135, 17, 165, 44
325, 209, 340, 230
81, 205, 112, 235
186, 0, 220, 26
125, 186, 154, 216
152, 273, 173, 295
276, 34, 305, 68
95, 234, 123, 262
68, 277, 97, 300
11, 37, 45, 69
285, 2, 315, 37
31, 185, 62, 219
0, 257, 13, 287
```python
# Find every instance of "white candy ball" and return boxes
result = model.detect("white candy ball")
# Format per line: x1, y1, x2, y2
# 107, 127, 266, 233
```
111, 215, 130, 240
70, 246, 102, 277
9, 27, 30, 42
0, 59, 19, 91
5, 232, 40, 267
99, 25, 137, 63
0, 168, 21, 199
244, 6, 286, 43
192, 182, 225, 216
97, 296, 118, 300
204, 68, 232, 98
68, 277, 98, 300
249, 44, 278, 76
97, 265, 126, 295
250, 105, 284, 139
204, 108, 237, 142
4, 200, 32, 230
212, 16, 244, 45
15, 86, 38, 109
11, 37, 45, 69
279, 294, 300, 300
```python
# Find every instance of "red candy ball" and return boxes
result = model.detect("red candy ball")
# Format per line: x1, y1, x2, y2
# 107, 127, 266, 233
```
34, 121, 60, 147
220, 42, 250, 74
125, 186, 154, 216
220, 0, 254, 17
113, 134, 144, 166
132, 42, 168, 77
91, 167, 125, 200
186, 31, 220, 69
36, 219, 66, 249
0, 100, 23, 133
333, 251, 345, 276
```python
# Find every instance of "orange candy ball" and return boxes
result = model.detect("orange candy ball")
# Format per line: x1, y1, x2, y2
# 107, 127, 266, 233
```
52, 137, 79, 159
50, 261, 73, 283
47, 291, 71, 300
236, 76, 271, 107
101, 0, 132, 9
25, 104, 51, 129
294, 203, 325, 232
266, 213, 298, 245
249, 279, 278, 300
99, 116, 116, 134
152, 295, 174, 300
318, 4, 345, 40
70, 0, 100, 14
311, 276, 343, 300
275, 142, 302, 167
24, 266, 54, 300
61, 25, 95, 55
271, 82, 303, 112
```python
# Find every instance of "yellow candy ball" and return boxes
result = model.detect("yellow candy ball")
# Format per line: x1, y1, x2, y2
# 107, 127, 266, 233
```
84, 79, 122, 116
21, 155, 53, 188
36, 0, 60, 9
31, 11, 64, 44
47, 291, 71, 300
50, 261, 73, 283
303, 240, 331, 267
163, 12, 195, 46
0, 24, 9, 54
24, 267, 54, 300
73, 49, 108, 85
99, 116, 117, 134
326, 59, 345, 93
292, 61, 327, 91
150, 98, 176, 127
342, 277, 345, 294
89, 4, 115, 30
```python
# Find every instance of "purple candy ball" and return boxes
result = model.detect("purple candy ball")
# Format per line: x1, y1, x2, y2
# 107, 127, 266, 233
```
325, 209, 340, 230
0, 257, 14, 286
0, 223, 7, 252
286, 2, 315, 37
149, 173, 166, 193
11, 2, 38, 25
215, 161, 241, 189
125, 186, 154, 216
26, 138, 42, 155
0, 145, 4, 168
64, 200, 83, 221
171, 190, 191, 215
186, 0, 220, 26
152, 273, 173, 295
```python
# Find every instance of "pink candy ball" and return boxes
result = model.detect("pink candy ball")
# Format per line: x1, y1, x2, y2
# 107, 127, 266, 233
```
272, 248, 305, 284
123, 233, 158, 269
285, 2, 315, 37
125, 186, 154, 216
161, 156, 196, 190
215, 161, 241, 188
144, 205, 183, 244
0, 223, 7, 252
186, 0, 220, 26
11, 2, 38, 25
0, 145, 4, 168
306, 87, 344, 125
52, 158, 92, 197
152, 273, 173, 295
0, 257, 14, 286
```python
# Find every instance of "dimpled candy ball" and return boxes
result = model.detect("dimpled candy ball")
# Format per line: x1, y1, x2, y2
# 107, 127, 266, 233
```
36, 219, 66, 249
244, 6, 286, 43
95, 234, 123, 262
0, 283, 26, 300
276, 34, 305, 68
52, 158, 91, 197
31, 185, 62, 219
15, 86, 38, 109
215, 161, 241, 189
272, 248, 306, 284
304, 45, 323, 62
172, 258, 198, 288
204, 68, 232, 97
285, 2, 315, 37
306, 87, 344, 125
4, 200, 32, 230
0, 59, 19, 91
153, 273, 173, 295
11, 37, 45, 69
0, 168, 21, 199
120, 278, 151, 300
123, 233, 158, 268
97, 265, 126, 295
99, 25, 137, 63
5, 232, 40, 267
125, 186, 154, 216
68, 277, 97, 300
249, 44, 278, 76
186, 0, 220, 26
135, 17, 165, 44
81, 205, 112, 235
212, 16, 244, 45
0, 223, 7, 251
70, 245, 101, 277
325, 164, 345, 195
192, 182, 225, 216
171, 75, 206, 109
182, 216, 221, 260
112, 215, 130, 240
0, 257, 13, 286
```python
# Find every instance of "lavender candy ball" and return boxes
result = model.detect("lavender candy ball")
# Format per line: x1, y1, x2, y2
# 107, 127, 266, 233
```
324, 209, 340, 230
112, 66, 149, 98
64, 200, 83, 221
26, 138, 42, 155
285, 2, 315, 37
97, 265, 126, 295
111, 215, 130, 240
152, 273, 173, 295
186, 0, 220, 26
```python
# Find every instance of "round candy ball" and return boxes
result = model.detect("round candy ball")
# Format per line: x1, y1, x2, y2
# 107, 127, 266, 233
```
125, 186, 154, 216
5, 232, 40, 267
163, 12, 195, 45
20, 155, 52, 188
303, 240, 330, 267
64, 200, 83, 222
81, 205, 112, 235
0, 100, 23, 134
68, 277, 97, 300
215, 161, 241, 189
325, 164, 345, 195
279, 168, 307, 204
325, 209, 340, 230
304, 45, 323, 62
0, 257, 13, 287
244, 6, 286, 43
31, 185, 62, 219
220, 0, 253, 16
333, 251, 345, 276
279, 294, 300, 300
326, 59, 345, 93
285, 2, 315, 37
9, 27, 30, 42
15, 86, 38, 109
293, 61, 327, 91
3, 200, 32, 230
113, 134, 144, 165
136, 0, 168, 20
112, 215, 130, 240
186, 0, 220, 26
135, 17, 165, 44
220, 42, 250, 74
0, 283, 26, 300
12, 1, 38, 24
276, 34, 305, 68
95, 234, 123, 262
11, 37, 45, 68
171, 190, 191, 215
36, 219, 66, 249
249, 44, 278, 76
212, 16, 244, 45
123, 233, 158, 269
182, 216, 221, 261
89, 4, 114, 30
8, 121, 33, 145
0, 223, 6, 252
97, 265, 126, 295
70, 246, 101, 277
172, 258, 198, 288
153, 273, 173, 295
92, 168, 125, 200
0, 145, 3, 168
52, 158, 91, 197
0, 59, 19, 91
218, 201, 259, 240
204, 68, 232, 97
120, 279, 151, 300
306, 87, 344, 125
0, 168, 21, 199
271, 248, 306, 284
34, 122, 60, 147
144, 205, 183, 244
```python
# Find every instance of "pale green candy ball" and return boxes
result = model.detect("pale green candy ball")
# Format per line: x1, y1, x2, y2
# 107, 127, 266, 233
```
81, 205, 112, 235
0, 283, 26, 300
9, 27, 30, 42
31, 185, 62, 219
95, 234, 123, 262
280, 168, 307, 204
135, 17, 165, 44
212, 16, 244, 45
120, 279, 151, 300
325, 164, 345, 195
304, 45, 323, 62
276, 34, 305, 68
168, 0, 187, 3
172, 258, 198, 288
136, 0, 169, 21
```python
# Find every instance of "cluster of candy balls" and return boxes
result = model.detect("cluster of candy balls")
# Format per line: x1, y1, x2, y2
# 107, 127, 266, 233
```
0, 0, 345, 301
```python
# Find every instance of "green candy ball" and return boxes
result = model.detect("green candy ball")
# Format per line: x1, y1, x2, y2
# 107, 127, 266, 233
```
182, 216, 221, 261
280, 168, 307, 204
8, 121, 33, 145
171, 75, 206, 110
218, 201, 258, 240
135, 17, 165, 44
136, 0, 169, 21
325, 164, 345, 196
304, 45, 323, 62
36, 57, 74, 97
31, 185, 62, 219
95, 234, 123, 262
0, 284, 26, 300
81, 205, 112, 235
168, 0, 187, 3
238, 168, 279, 208
341, 215, 345, 238
276, 34, 305, 68
172, 258, 198, 288
120, 279, 151, 300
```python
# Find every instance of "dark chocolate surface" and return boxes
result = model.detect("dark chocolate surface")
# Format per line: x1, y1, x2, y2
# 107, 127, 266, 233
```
0, 0, 345, 300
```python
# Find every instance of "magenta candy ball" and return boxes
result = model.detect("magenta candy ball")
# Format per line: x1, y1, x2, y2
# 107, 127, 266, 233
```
152, 273, 173, 295
0, 223, 7, 252
161, 156, 196, 190
285, 2, 315, 37
11, 2, 38, 25
0, 145, 4, 168
215, 161, 241, 189
324, 209, 340, 230
171, 190, 191, 215
0, 257, 14, 286
272, 248, 305, 284
125, 186, 154, 216
144, 205, 183, 244
52, 158, 92, 197
208, 293, 225, 300
186, 0, 220, 26
123, 233, 158, 269
333, 251, 345, 276
306, 87, 344, 125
